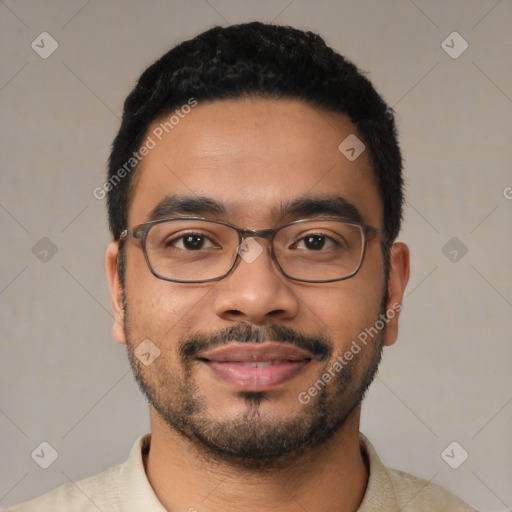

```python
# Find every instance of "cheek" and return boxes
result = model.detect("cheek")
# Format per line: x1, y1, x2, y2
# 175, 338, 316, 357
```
123, 252, 179, 336
297, 262, 385, 345
125, 254, 217, 339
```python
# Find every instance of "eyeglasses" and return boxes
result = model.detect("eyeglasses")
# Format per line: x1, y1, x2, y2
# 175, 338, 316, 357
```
119, 217, 386, 284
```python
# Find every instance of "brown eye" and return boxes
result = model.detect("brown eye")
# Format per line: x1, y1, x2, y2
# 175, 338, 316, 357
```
304, 235, 326, 250
166, 233, 217, 250
182, 234, 206, 249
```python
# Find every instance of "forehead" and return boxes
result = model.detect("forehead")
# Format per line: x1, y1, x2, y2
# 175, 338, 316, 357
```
128, 97, 382, 227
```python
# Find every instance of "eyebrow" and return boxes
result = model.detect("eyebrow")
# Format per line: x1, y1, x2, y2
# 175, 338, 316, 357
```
277, 195, 363, 223
148, 195, 230, 220
147, 194, 363, 224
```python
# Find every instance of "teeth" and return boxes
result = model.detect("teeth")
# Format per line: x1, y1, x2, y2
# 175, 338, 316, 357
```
237, 361, 281, 368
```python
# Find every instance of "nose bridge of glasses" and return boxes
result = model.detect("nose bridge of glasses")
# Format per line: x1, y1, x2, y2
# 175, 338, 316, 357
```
237, 227, 276, 253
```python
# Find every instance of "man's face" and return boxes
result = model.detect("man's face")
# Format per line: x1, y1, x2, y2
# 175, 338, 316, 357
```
107, 98, 408, 466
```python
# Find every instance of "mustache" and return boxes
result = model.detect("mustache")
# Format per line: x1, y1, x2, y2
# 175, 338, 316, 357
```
179, 324, 332, 362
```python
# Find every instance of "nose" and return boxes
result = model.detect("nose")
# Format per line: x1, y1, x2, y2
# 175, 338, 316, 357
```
212, 237, 300, 325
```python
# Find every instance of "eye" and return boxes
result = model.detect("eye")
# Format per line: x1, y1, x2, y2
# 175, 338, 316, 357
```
166, 232, 218, 250
293, 234, 338, 251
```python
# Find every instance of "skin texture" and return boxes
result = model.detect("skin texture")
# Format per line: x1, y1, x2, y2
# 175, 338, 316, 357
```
106, 97, 410, 512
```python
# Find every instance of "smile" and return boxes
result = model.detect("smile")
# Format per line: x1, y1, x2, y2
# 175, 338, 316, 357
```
199, 342, 313, 391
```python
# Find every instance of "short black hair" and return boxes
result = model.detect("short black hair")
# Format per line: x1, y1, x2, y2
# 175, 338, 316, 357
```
107, 22, 403, 246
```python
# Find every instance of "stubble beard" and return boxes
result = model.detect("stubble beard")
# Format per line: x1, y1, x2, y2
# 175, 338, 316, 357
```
124, 309, 385, 470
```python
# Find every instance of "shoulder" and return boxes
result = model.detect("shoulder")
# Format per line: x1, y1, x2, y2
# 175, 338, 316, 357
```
5, 434, 154, 512
385, 466, 479, 511
359, 433, 479, 512
5, 463, 122, 512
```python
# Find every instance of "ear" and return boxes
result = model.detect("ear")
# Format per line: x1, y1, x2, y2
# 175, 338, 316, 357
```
106, 241, 127, 345
382, 242, 410, 347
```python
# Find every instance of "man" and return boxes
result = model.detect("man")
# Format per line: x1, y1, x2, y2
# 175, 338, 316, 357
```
9, 22, 477, 511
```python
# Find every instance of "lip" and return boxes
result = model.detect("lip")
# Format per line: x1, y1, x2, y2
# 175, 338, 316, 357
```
199, 342, 313, 392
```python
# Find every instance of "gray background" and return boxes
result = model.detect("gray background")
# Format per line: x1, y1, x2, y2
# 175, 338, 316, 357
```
1, 1, 511, 510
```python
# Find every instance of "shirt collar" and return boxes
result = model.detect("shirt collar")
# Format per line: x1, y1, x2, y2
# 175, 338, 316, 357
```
117, 432, 397, 511
357, 432, 399, 510
118, 433, 167, 511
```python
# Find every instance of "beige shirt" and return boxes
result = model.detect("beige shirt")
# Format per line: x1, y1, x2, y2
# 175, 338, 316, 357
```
7, 433, 477, 511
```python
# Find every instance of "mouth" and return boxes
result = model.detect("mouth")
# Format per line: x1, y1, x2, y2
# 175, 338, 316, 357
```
198, 342, 313, 392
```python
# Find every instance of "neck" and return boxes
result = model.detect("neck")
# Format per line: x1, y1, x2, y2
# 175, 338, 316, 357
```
144, 406, 368, 512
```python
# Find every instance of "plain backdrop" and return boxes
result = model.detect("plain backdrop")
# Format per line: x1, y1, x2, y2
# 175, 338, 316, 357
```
1, 1, 511, 511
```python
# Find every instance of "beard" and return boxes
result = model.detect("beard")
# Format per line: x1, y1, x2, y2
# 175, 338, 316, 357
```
124, 305, 386, 470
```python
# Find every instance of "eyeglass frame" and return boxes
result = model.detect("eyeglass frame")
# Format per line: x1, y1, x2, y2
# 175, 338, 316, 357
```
119, 216, 387, 284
